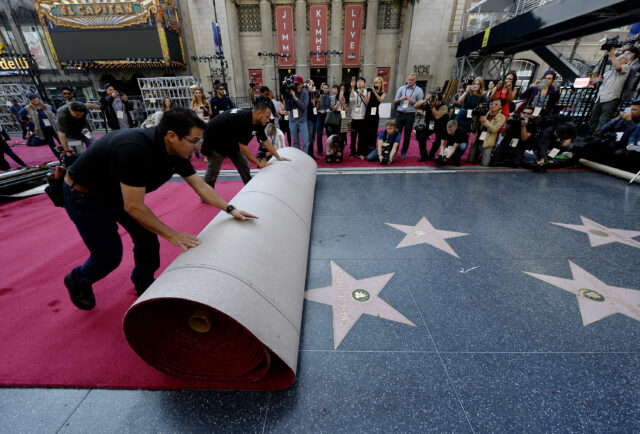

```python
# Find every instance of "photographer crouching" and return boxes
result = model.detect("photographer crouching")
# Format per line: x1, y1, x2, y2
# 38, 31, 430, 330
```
366, 120, 401, 165
490, 106, 540, 167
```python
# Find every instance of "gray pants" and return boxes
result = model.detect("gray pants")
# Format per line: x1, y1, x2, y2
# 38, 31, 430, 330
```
589, 99, 619, 135
204, 149, 252, 189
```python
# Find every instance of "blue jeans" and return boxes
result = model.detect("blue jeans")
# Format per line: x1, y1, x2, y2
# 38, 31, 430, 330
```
63, 182, 160, 288
307, 120, 317, 155
450, 142, 468, 164
289, 121, 309, 154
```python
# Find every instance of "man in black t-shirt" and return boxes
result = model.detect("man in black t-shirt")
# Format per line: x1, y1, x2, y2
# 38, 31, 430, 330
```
250, 85, 279, 123
62, 108, 257, 310
201, 102, 290, 189
435, 120, 469, 166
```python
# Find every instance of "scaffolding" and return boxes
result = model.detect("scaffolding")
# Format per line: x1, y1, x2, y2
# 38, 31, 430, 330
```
0, 84, 38, 134
137, 77, 202, 114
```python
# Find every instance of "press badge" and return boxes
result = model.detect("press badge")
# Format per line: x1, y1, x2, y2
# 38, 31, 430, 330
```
82, 128, 92, 139
548, 148, 560, 158
616, 132, 624, 142
510, 138, 519, 148
455, 109, 460, 115
270, 113, 274, 120
533, 107, 542, 117
371, 107, 377, 116
117, 111, 124, 120
284, 115, 289, 120
402, 100, 409, 109
467, 110, 473, 119
355, 106, 361, 114
429, 121, 435, 130
219, 110, 224, 114
149, 98, 156, 104
292, 109, 299, 119
313, 107, 318, 115
340, 110, 346, 119
43, 118, 51, 127
479, 131, 487, 141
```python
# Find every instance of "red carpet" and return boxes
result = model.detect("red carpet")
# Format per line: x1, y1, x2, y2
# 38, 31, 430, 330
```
5, 130, 473, 171
0, 181, 247, 389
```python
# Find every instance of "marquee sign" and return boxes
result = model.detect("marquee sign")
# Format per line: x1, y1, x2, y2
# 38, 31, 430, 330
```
35, 0, 155, 30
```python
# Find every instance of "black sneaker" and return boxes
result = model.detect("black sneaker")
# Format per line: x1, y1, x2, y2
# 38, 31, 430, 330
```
64, 274, 95, 310
133, 277, 155, 296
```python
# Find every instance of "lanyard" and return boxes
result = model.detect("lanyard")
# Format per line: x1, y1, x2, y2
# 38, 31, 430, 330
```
403, 85, 415, 99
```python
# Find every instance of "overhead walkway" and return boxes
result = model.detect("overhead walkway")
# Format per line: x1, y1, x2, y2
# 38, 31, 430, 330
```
456, 0, 640, 82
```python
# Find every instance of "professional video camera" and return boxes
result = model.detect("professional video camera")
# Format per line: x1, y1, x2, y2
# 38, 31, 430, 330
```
325, 134, 345, 163
472, 102, 490, 118
249, 81, 258, 88
380, 143, 392, 166
600, 35, 623, 51
281, 74, 297, 95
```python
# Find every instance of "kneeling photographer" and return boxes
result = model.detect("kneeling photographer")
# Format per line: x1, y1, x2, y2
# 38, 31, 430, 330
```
490, 106, 540, 167
415, 93, 449, 162
434, 120, 469, 166
367, 120, 401, 165
522, 121, 577, 172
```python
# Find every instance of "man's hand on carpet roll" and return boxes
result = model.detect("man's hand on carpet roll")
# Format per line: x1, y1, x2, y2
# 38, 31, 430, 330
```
169, 232, 201, 251
231, 209, 259, 220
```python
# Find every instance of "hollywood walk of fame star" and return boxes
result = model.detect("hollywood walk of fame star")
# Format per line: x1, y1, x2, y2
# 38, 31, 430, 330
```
524, 261, 640, 326
305, 261, 416, 349
551, 216, 640, 249
385, 216, 469, 258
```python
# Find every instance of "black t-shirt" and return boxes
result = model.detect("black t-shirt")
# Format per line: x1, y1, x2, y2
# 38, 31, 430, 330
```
67, 127, 195, 207
442, 127, 468, 147
57, 104, 91, 139
201, 108, 268, 156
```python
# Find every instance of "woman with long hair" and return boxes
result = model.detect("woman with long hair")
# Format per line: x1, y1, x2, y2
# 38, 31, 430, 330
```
516, 70, 559, 118
278, 94, 292, 146
331, 83, 350, 149
364, 76, 386, 154
190, 87, 210, 121
149, 97, 173, 126
491, 71, 518, 119
455, 76, 485, 135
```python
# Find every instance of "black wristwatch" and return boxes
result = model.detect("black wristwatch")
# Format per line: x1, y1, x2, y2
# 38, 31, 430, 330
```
225, 204, 236, 214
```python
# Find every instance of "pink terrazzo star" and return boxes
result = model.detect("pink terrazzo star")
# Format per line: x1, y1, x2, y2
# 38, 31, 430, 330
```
551, 216, 640, 249
524, 261, 640, 326
385, 216, 469, 258
305, 261, 416, 349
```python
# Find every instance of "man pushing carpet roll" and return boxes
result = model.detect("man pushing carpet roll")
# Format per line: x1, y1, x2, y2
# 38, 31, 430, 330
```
62, 107, 258, 310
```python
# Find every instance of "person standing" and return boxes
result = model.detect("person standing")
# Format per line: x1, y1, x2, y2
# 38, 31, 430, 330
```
414, 93, 449, 162
190, 87, 211, 122
277, 94, 292, 146
9, 99, 27, 140
517, 70, 560, 119
62, 107, 257, 309
201, 103, 290, 189
490, 71, 518, 120
315, 83, 332, 156
284, 76, 309, 154
250, 85, 279, 124
349, 77, 370, 159
455, 77, 485, 135
209, 84, 235, 117
56, 102, 94, 158
394, 73, 424, 158
306, 80, 318, 159
19, 93, 61, 161
110, 90, 134, 130
61, 87, 100, 110
589, 47, 636, 134
364, 76, 386, 153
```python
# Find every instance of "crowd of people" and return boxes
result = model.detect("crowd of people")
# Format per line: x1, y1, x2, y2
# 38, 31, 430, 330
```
3, 44, 640, 175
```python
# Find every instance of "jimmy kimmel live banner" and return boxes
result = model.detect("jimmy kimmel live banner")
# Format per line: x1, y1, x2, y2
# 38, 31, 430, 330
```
343, 3, 363, 67
309, 4, 328, 67
275, 5, 295, 68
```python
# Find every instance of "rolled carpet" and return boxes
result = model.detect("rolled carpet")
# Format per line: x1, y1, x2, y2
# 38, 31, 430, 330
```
123, 147, 316, 390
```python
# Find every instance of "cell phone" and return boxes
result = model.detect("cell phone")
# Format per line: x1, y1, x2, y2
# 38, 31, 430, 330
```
339, 91, 343, 97
624, 107, 632, 114
471, 85, 478, 90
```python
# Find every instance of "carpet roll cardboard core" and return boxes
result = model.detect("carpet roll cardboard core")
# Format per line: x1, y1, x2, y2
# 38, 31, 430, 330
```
123, 148, 316, 390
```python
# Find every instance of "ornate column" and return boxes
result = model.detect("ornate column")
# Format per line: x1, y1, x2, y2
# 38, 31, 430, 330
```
328, 0, 342, 86
295, 0, 310, 79
260, 0, 276, 91
362, 0, 379, 82
225, 0, 245, 96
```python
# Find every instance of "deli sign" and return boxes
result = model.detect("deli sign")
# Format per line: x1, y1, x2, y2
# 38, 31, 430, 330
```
0, 56, 29, 71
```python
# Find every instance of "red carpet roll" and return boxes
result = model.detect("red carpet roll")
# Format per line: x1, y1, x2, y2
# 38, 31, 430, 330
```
123, 148, 316, 390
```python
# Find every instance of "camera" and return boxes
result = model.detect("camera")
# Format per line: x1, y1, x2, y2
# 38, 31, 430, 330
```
380, 143, 392, 165
600, 35, 623, 51
281, 74, 297, 96
325, 134, 345, 163
249, 81, 258, 88
97, 89, 107, 97
472, 102, 490, 118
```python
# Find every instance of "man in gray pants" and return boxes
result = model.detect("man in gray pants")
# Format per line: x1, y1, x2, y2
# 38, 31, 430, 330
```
201, 103, 289, 189
589, 47, 636, 134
